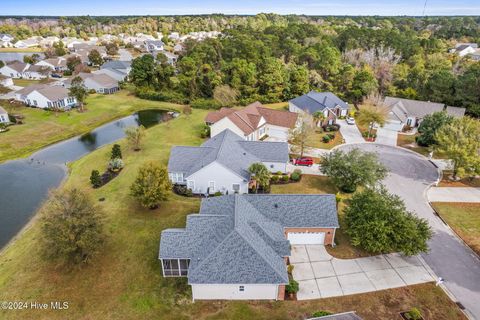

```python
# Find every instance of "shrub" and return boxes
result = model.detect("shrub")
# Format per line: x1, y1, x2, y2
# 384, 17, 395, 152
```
285, 279, 299, 294
328, 133, 336, 139
173, 185, 193, 197
323, 124, 340, 132
130, 162, 171, 209
290, 171, 301, 182
90, 170, 102, 188
276, 171, 283, 175
282, 175, 290, 182
200, 124, 210, 138
88, 89, 96, 94
214, 191, 222, 197
270, 175, 280, 183
406, 307, 422, 320
287, 264, 294, 274
322, 135, 331, 143
111, 144, 122, 160
190, 98, 221, 110
108, 158, 124, 172
312, 311, 333, 317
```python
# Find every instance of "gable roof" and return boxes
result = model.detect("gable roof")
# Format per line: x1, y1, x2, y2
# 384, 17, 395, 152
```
65, 72, 118, 88
384, 96, 445, 121
205, 102, 297, 135
4, 61, 28, 73
32, 86, 70, 101
101, 60, 131, 70
290, 91, 349, 113
446, 106, 466, 118
168, 129, 288, 179
0, 106, 8, 114
160, 194, 338, 285
16, 83, 49, 96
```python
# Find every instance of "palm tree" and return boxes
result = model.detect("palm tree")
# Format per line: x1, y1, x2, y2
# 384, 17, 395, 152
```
357, 94, 389, 140
248, 163, 271, 193
312, 111, 325, 127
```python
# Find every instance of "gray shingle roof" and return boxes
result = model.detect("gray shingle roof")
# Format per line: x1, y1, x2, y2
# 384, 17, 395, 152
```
168, 129, 289, 179
159, 194, 339, 285
384, 97, 445, 120
101, 60, 131, 70
446, 106, 466, 118
290, 91, 349, 113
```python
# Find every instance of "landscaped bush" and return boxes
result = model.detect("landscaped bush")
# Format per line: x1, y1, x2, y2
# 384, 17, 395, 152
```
322, 135, 331, 143
281, 175, 290, 182
285, 279, 299, 294
111, 144, 122, 160
200, 124, 210, 138
405, 307, 423, 320
312, 311, 333, 317
173, 185, 193, 197
108, 158, 124, 172
328, 133, 336, 139
270, 175, 280, 183
190, 98, 222, 110
90, 170, 102, 188
89, 89, 96, 94
213, 191, 222, 197
323, 124, 340, 132
290, 170, 302, 182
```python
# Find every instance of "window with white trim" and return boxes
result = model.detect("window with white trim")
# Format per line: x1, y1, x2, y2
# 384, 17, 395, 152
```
232, 183, 240, 193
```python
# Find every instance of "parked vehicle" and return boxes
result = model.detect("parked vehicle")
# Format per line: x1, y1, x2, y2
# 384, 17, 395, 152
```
292, 157, 314, 166
346, 117, 355, 125
51, 73, 62, 78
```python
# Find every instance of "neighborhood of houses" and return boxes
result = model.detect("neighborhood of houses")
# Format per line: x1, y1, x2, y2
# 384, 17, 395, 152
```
0, 31, 477, 319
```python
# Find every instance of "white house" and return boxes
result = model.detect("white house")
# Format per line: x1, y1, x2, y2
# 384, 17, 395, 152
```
205, 102, 298, 142
0, 33, 14, 43
159, 194, 339, 301
168, 129, 289, 195
0, 106, 10, 123
63, 72, 119, 94
145, 40, 164, 53
0, 75, 14, 87
289, 91, 349, 126
14, 37, 40, 48
98, 60, 131, 81
36, 58, 68, 72
24, 86, 77, 109
0, 62, 50, 79
450, 43, 478, 57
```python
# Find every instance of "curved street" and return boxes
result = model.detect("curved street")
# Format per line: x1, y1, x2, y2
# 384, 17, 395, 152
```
337, 143, 480, 319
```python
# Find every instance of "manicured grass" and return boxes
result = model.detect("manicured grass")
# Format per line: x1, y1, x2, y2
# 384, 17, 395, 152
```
0, 109, 465, 319
0, 47, 43, 52
432, 202, 480, 256
305, 129, 343, 150
0, 90, 183, 163
12, 78, 42, 87
397, 134, 430, 156
270, 175, 337, 195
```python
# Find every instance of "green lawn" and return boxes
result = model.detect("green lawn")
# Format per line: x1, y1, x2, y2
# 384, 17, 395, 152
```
0, 90, 183, 163
0, 47, 43, 52
305, 129, 343, 150
432, 202, 480, 256
12, 78, 43, 87
0, 106, 465, 320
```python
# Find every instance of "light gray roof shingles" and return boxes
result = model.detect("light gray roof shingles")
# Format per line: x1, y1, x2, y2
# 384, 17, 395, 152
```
168, 129, 289, 179
290, 91, 349, 113
159, 194, 339, 285
384, 96, 445, 120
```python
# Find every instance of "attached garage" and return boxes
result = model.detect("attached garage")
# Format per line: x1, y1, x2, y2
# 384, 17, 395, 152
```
287, 232, 326, 245
267, 125, 289, 141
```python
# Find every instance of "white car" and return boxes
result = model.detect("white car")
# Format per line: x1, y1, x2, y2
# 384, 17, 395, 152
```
346, 117, 355, 125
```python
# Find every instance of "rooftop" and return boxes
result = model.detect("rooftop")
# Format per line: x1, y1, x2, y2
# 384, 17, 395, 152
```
289, 91, 349, 113
384, 96, 445, 121
160, 194, 338, 285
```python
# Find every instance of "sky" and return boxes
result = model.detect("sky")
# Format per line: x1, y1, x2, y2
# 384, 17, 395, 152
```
1, 0, 479, 16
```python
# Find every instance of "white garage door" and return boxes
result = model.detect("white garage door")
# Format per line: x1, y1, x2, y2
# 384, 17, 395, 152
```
268, 128, 288, 141
287, 232, 325, 245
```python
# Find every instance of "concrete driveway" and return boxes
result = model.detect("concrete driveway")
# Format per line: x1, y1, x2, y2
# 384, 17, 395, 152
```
428, 187, 480, 203
375, 127, 398, 146
290, 245, 434, 300
287, 163, 324, 175
337, 120, 364, 144
338, 144, 480, 319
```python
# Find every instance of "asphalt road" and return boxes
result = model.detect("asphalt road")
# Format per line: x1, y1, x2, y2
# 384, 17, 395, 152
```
338, 143, 480, 319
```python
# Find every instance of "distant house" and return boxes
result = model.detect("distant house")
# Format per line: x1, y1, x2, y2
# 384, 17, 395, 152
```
145, 40, 164, 53
205, 102, 298, 142
173, 43, 184, 53
98, 60, 131, 81
14, 37, 40, 48
39, 36, 60, 47
383, 97, 466, 130
0, 33, 14, 47
0, 61, 51, 79
168, 32, 180, 40
159, 193, 339, 300
0, 75, 14, 87
36, 58, 68, 72
23, 86, 77, 109
450, 43, 478, 57
15, 84, 49, 102
0, 106, 10, 123
63, 72, 119, 94
289, 91, 349, 126
168, 129, 289, 195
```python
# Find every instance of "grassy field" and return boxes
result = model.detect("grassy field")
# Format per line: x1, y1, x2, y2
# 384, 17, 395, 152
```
12, 78, 43, 87
0, 90, 183, 163
306, 129, 343, 149
0, 47, 44, 52
0, 106, 465, 319
432, 202, 480, 256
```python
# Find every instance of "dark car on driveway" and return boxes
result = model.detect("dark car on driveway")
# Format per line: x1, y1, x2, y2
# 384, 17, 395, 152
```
292, 157, 314, 166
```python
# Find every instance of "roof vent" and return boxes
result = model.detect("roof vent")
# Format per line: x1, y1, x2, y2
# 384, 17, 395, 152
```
243, 152, 246, 155
274, 204, 278, 208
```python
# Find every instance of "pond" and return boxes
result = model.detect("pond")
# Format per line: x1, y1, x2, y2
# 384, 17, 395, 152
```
0, 109, 173, 249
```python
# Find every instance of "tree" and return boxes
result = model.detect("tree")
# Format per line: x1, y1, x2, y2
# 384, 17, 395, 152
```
312, 111, 326, 127
111, 144, 122, 160
40, 188, 104, 264
455, 63, 480, 117
88, 49, 103, 66
0, 60, 4, 68
435, 117, 480, 179
357, 96, 388, 139
416, 111, 453, 147
125, 125, 146, 151
289, 113, 314, 157
213, 85, 238, 107
69, 76, 89, 112
90, 170, 102, 188
66, 55, 82, 72
345, 186, 432, 256
320, 148, 388, 193
248, 162, 271, 192
130, 162, 171, 209
129, 54, 156, 88
53, 40, 66, 56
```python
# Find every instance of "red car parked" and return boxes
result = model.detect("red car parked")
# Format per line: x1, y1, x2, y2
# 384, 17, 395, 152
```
292, 157, 314, 166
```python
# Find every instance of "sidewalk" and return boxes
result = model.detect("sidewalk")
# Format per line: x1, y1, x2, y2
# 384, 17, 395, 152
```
428, 187, 480, 203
